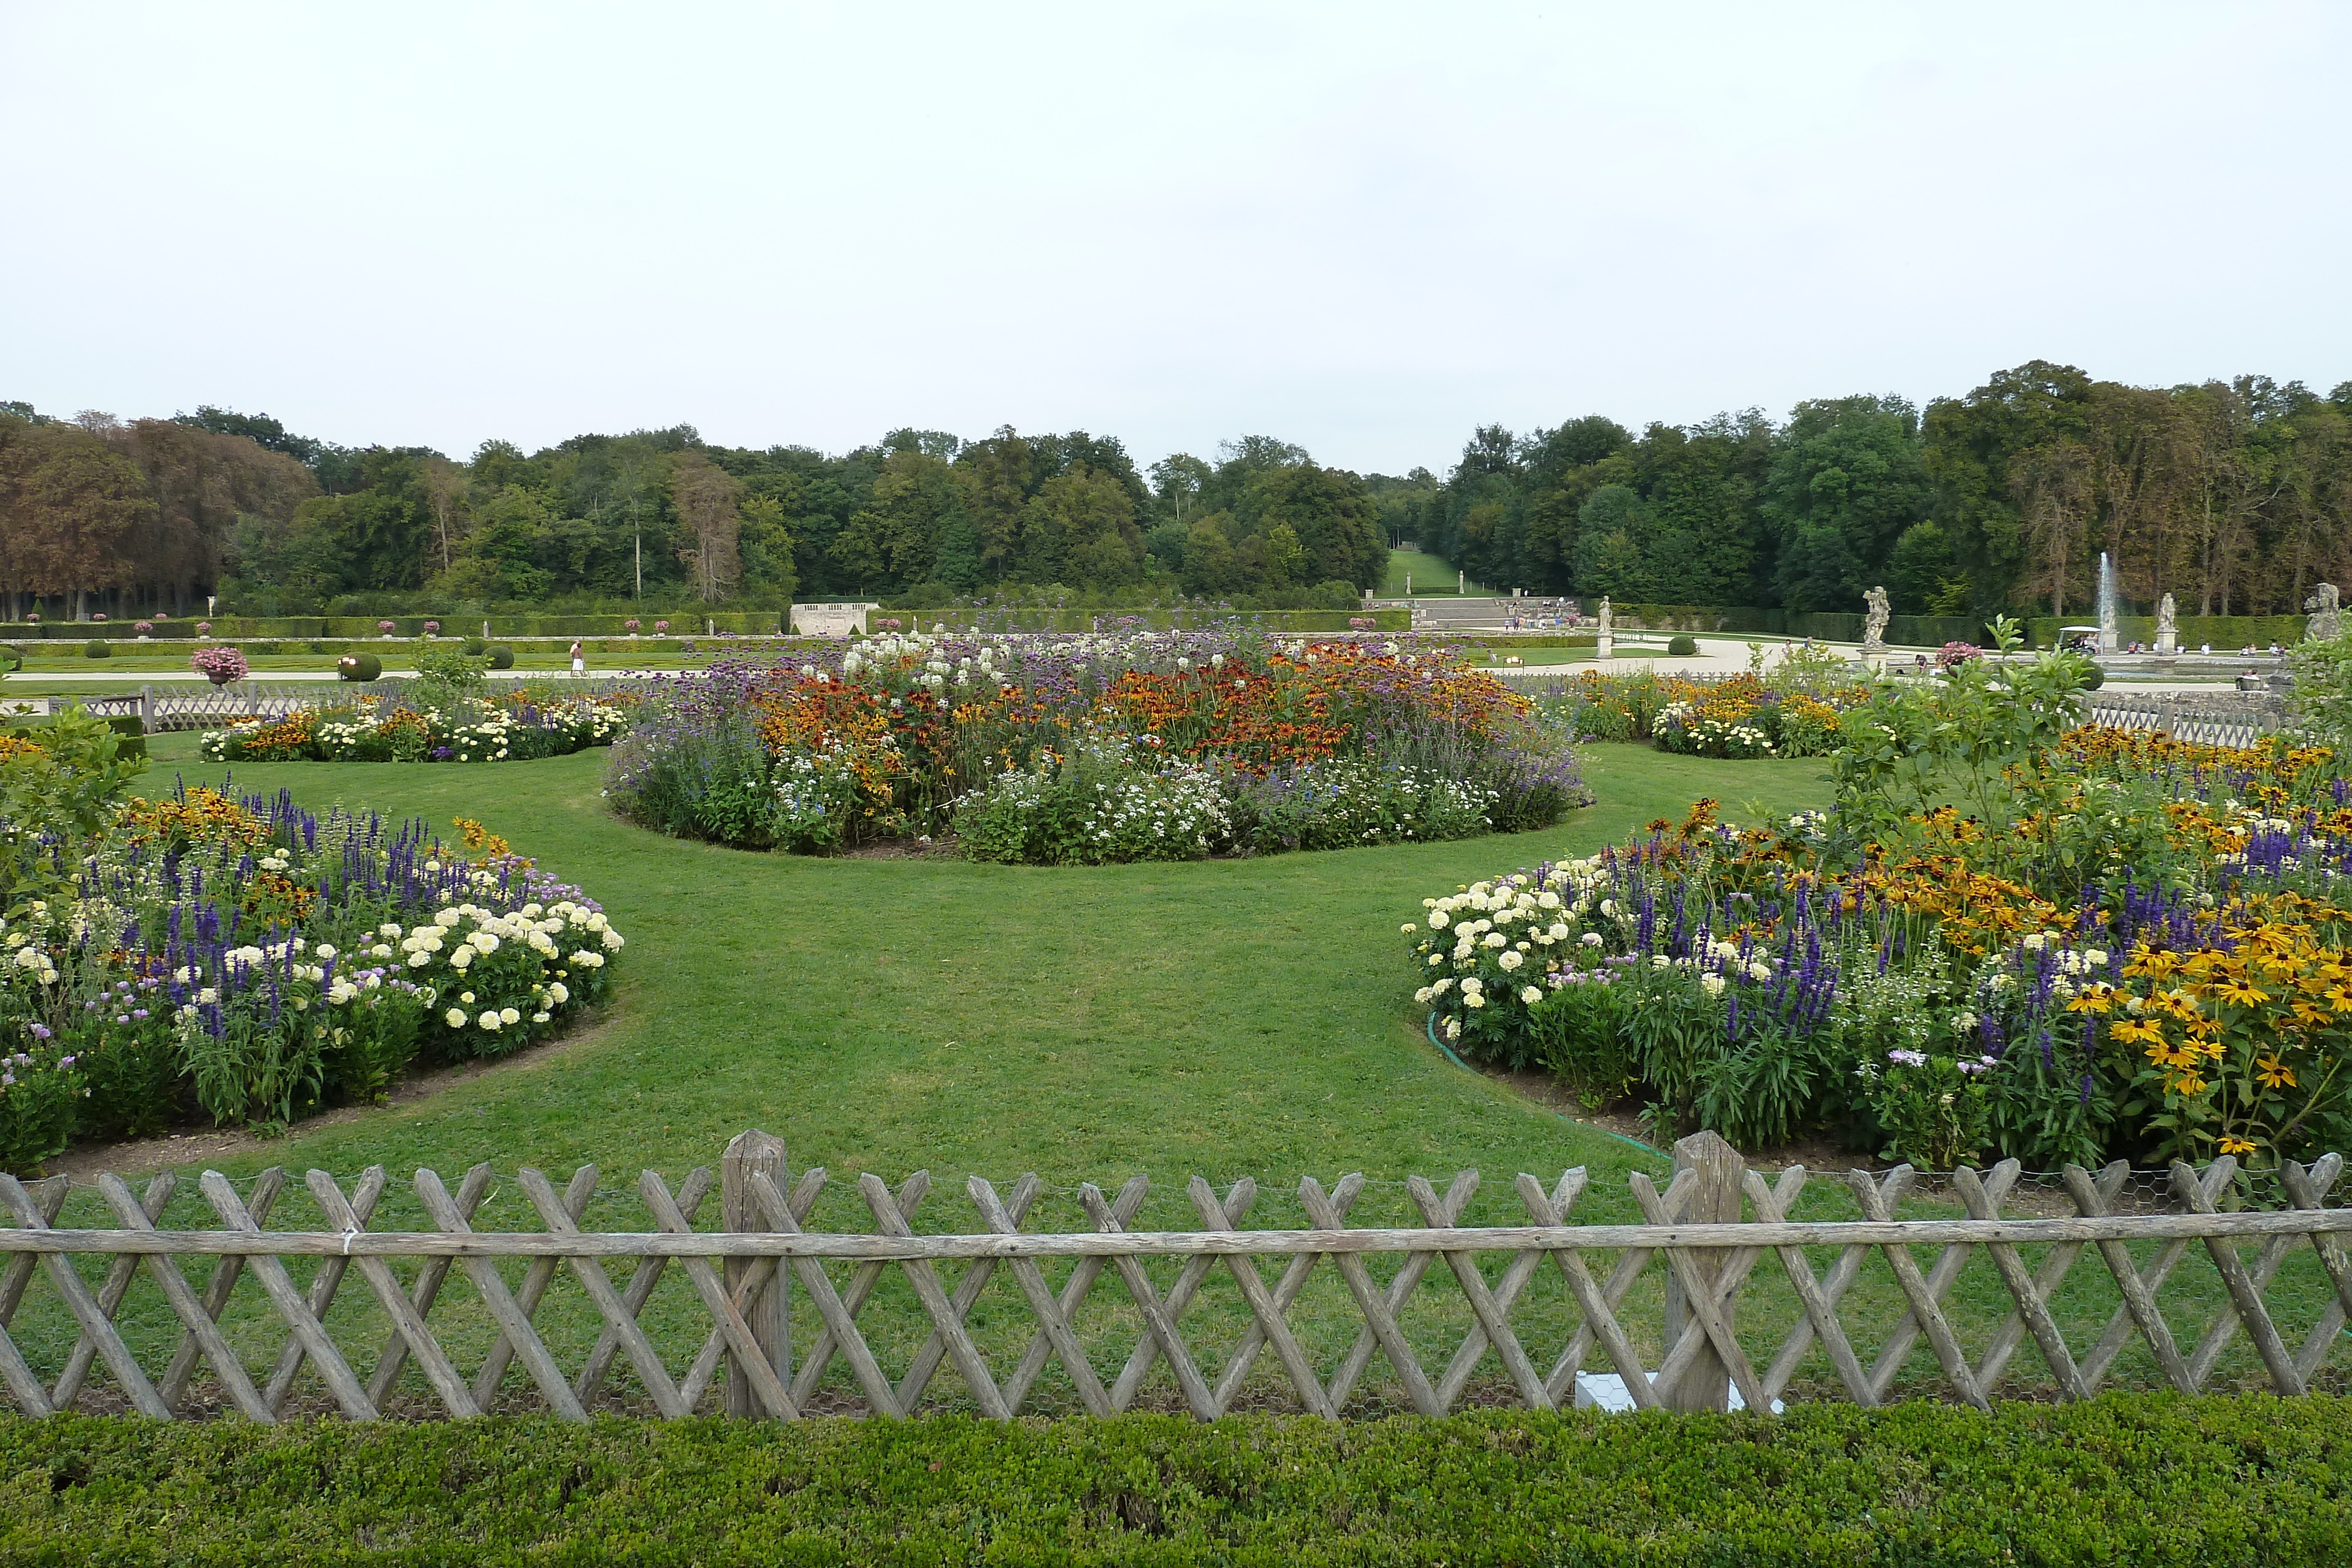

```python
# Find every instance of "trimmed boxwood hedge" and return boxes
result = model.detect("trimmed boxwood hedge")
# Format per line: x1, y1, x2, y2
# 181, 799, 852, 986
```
5, 1397, 2351, 1566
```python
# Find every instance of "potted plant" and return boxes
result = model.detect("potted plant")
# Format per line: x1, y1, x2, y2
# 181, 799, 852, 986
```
624, 618, 640, 634
191, 646, 249, 685
423, 620, 440, 638
195, 621, 212, 638
379, 619, 397, 635
134, 620, 155, 639
654, 620, 670, 634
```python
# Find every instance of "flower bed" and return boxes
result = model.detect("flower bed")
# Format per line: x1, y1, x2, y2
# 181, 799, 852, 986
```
603, 630, 1583, 862
1, 736, 624, 1171
1539, 644, 1870, 759
1408, 727, 2352, 1171
202, 692, 629, 764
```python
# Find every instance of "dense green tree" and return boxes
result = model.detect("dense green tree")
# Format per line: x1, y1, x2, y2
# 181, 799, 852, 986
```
1760, 396, 1929, 610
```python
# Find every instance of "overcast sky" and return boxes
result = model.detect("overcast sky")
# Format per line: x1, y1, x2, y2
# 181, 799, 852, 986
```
4, 2, 2347, 477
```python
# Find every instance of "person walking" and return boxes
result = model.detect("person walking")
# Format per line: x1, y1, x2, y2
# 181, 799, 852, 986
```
569, 639, 585, 676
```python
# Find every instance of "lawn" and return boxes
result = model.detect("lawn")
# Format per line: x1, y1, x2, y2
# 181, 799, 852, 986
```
1382, 548, 1483, 597
126, 743, 1828, 1193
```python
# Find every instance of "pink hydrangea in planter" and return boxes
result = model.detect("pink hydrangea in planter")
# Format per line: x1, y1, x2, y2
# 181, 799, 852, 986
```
379, 619, 397, 634
191, 646, 249, 685
1935, 641, 1983, 670
624, 618, 641, 633
195, 621, 212, 638
423, 620, 440, 637
92, 613, 108, 624
653, 620, 670, 634
134, 620, 155, 637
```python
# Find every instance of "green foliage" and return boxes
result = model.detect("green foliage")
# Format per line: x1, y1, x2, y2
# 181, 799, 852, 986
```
487, 644, 515, 670
1831, 648, 2097, 835
1665, 633, 1698, 656
0, 709, 147, 909
82, 639, 109, 658
1861, 1048, 1998, 1168
2288, 628, 2352, 745
410, 645, 489, 707
9, 1400, 2352, 1565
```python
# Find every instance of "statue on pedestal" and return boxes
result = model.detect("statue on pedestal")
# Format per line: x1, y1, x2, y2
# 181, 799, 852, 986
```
1597, 597, 1613, 661
2307, 583, 2343, 642
1862, 586, 1890, 654
2155, 593, 2177, 655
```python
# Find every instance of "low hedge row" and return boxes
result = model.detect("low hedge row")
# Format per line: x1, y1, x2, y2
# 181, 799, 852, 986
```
2023, 613, 2314, 653
0, 613, 790, 640
5, 1398, 2351, 1566
881, 608, 1413, 634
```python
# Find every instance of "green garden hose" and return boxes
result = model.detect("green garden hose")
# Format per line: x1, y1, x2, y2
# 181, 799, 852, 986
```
1426, 1011, 1662, 1158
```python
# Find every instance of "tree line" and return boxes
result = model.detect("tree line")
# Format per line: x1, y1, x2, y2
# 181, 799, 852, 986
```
1414, 363, 2352, 619
4, 358, 2345, 621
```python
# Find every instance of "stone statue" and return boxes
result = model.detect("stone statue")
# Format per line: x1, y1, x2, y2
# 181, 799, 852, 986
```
2155, 592, 2177, 655
2307, 583, 2343, 642
1596, 597, 1613, 661
1862, 586, 1890, 654
1597, 597, 1611, 636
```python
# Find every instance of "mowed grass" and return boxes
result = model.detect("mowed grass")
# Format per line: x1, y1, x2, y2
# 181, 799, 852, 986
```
139, 743, 1828, 1195
1382, 548, 1483, 597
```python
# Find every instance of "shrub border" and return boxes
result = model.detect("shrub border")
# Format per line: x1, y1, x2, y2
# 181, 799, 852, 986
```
5, 1398, 2351, 1565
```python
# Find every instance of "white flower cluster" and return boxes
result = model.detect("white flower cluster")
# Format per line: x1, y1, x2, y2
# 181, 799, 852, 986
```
386, 898, 617, 1035
4, 921, 61, 987
1408, 877, 1581, 1022
1079, 764, 1230, 858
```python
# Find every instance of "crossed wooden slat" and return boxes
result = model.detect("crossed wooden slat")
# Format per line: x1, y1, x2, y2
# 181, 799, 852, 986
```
4, 1151, 2350, 1425
1761, 1165, 1911, 1403
1630, 1166, 1773, 1412
1518, 1168, 1663, 1409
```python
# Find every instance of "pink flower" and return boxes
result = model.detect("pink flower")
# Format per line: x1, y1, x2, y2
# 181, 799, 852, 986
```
191, 646, 248, 685
654, 620, 670, 633
379, 620, 396, 632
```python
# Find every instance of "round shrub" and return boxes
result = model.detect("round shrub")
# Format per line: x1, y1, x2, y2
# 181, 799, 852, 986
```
462, 637, 487, 656
2080, 661, 2105, 690
85, 640, 111, 658
338, 653, 383, 681
1666, 634, 1698, 656
487, 645, 515, 670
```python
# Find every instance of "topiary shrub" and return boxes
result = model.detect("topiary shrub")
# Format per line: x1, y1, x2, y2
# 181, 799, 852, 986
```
85, 640, 112, 658
1666, 634, 1698, 656
462, 637, 487, 656
487, 644, 514, 670
338, 653, 383, 681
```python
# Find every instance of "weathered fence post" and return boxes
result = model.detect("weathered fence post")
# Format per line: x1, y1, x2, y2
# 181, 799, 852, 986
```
1662, 1131, 1744, 1412
721, 1129, 790, 1416
138, 685, 155, 734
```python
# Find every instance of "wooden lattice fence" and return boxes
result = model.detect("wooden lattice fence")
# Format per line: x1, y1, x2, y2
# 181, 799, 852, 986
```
3, 1132, 2349, 1423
